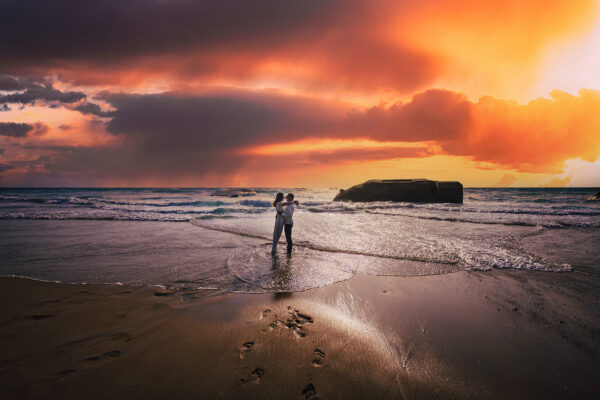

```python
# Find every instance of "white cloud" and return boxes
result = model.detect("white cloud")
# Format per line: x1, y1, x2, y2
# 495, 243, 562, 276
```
561, 157, 600, 187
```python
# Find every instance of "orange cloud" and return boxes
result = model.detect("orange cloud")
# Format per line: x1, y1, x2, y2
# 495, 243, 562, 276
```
455, 89, 600, 172
245, 88, 600, 174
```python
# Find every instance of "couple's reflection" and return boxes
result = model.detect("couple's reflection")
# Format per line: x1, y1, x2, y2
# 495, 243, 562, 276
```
271, 252, 293, 300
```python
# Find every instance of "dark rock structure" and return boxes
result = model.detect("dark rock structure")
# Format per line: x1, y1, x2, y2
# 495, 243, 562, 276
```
333, 179, 463, 203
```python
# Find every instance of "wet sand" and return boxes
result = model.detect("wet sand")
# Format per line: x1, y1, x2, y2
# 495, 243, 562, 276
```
1, 268, 599, 400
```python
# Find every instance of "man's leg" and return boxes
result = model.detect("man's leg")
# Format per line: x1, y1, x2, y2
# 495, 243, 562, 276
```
284, 224, 293, 254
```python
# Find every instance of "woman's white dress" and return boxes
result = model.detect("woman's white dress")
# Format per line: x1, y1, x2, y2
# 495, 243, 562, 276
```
271, 202, 285, 253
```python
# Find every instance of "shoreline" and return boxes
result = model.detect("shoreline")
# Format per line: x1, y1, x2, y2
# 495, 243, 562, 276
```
1, 267, 599, 399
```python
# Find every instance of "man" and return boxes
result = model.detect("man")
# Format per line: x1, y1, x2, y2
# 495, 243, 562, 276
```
282, 193, 296, 254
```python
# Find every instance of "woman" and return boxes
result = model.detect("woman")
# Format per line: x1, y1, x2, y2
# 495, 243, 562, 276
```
271, 192, 298, 254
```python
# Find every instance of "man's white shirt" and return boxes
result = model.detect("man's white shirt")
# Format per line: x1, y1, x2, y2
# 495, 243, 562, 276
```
282, 203, 295, 226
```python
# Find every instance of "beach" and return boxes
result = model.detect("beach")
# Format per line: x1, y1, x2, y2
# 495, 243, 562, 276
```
2, 265, 599, 399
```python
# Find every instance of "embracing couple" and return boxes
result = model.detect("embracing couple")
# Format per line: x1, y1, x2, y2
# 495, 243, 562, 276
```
271, 192, 299, 254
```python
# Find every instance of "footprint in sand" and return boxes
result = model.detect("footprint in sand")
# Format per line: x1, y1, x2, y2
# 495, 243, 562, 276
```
237, 367, 265, 386
83, 350, 121, 364
262, 322, 277, 333
260, 309, 271, 320
294, 329, 306, 338
312, 348, 326, 367
260, 306, 314, 339
57, 368, 77, 376
36, 298, 62, 306
295, 311, 314, 324
52, 332, 131, 381
27, 313, 57, 320
237, 377, 250, 386
240, 341, 254, 359
153, 291, 176, 297
302, 383, 317, 399
285, 307, 313, 339
251, 368, 265, 383
56, 349, 122, 381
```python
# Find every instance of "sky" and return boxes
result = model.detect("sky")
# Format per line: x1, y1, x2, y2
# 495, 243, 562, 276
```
1, 0, 600, 187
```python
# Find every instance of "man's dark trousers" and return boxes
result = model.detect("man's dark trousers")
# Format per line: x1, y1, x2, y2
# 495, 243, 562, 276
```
284, 224, 293, 253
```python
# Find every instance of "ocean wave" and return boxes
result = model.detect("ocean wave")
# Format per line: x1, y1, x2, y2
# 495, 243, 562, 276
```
0, 195, 234, 208
364, 210, 600, 228
96, 199, 229, 207
150, 188, 189, 193
239, 199, 272, 207
191, 217, 454, 265
0, 213, 190, 222
209, 207, 265, 215
482, 208, 600, 217
190, 219, 572, 273
1, 194, 280, 210
0, 195, 96, 205
0, 204, 263, 220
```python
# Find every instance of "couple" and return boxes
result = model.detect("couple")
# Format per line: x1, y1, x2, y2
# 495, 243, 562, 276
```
271, 192, 299, 254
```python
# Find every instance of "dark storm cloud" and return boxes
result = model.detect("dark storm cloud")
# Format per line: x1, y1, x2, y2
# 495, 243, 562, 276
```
103, 89, 472, 149
38, 90, 345, 181
0, 122, 35, 137
37, 89, 470, 181
0, 122, 48, 137
0, 87, 472, 184
6, 156, 50, 168
0, 75, 26, 91
0, 82, 86, 105
346, 90, 473, 141
103, 90, 345, 152
0, 163, 14, 172
0, 0, 340, 65
0, 1, 437, 93
73, 102, 109, 117
0, 74, 49, 90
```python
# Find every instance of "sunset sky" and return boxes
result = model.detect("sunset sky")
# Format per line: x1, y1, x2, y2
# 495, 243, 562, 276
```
1, 0, 600, 187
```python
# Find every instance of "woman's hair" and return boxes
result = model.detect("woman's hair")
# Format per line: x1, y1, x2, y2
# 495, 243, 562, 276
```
273, 192, 284, 207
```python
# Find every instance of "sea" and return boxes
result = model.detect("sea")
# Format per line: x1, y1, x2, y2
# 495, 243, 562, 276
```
1, 187, 599, 293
